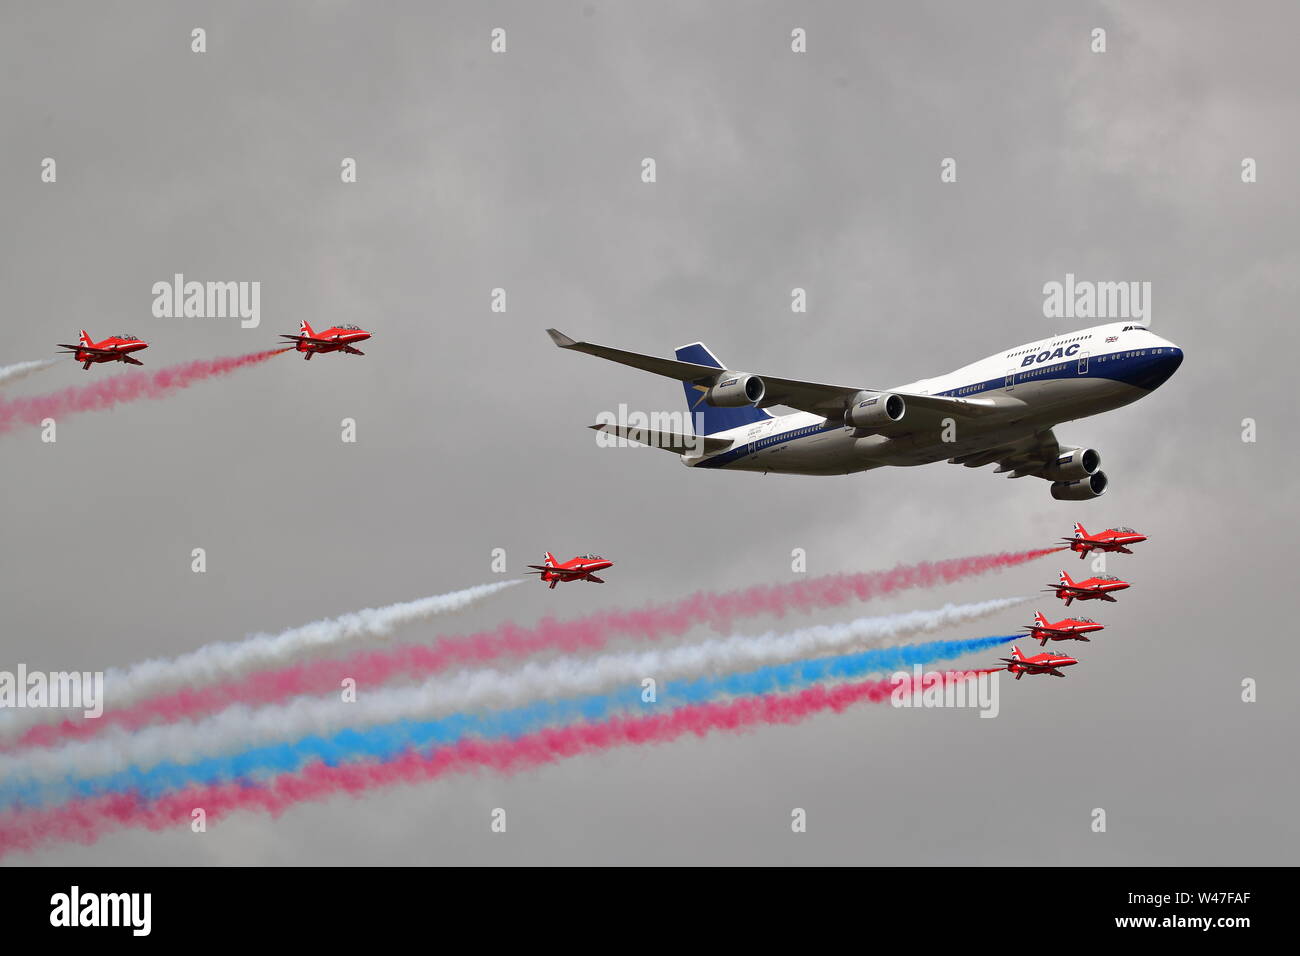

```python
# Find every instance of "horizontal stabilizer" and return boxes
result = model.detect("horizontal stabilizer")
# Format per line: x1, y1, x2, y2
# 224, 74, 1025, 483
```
588, 423, 731, 455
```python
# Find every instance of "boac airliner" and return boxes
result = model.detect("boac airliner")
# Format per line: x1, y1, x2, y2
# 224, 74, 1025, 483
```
546, 322, 1182, 500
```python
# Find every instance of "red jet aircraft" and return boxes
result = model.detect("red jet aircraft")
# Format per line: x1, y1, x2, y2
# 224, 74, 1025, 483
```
998, 645, 1079, 680
1045, 569, 1130, 607
1061, 522, 1147, 560
526, 552, 614, 589
279, 320, 371, 360
1022, 611, 1105, 647
56, 330, 149, 370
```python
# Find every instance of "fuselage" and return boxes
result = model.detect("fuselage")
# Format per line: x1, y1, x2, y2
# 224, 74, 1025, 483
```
683, 322, 1183, 475
295, 327, 370, 355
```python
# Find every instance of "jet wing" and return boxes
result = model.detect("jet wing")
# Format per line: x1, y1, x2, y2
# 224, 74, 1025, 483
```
278, 334, 337, 345
948, 429, 1069, 479
56, 344, 119, 354
547, 329, 1004, 423
1043, 584, 1097, 595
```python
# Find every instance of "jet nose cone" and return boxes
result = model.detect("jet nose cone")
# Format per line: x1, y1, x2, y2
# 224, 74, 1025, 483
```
1142, 345, 1183, 391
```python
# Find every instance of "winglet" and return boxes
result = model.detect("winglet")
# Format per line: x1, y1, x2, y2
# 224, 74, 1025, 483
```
546, 328, 578, 348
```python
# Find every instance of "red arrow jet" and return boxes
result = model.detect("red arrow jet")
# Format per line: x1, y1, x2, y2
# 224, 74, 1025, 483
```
1045, 569, 1130, 607
1061, 522, 1147, 560
56, 330, 149, 370
1022, 611, 1105, 647
526, 552, 614, 589
998, 645, 1079, 679
279, 320, 371, 360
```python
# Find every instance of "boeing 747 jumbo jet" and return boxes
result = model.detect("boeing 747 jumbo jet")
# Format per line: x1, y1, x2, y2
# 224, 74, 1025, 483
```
546, 323, 1183, 500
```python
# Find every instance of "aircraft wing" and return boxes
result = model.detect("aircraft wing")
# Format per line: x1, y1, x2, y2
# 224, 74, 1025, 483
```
340, 345, 365, 355
56, 344, 119, 354
1043, 584, 1097, 595
949, 429, 1068, 479
278, 334, 337, 345
547, 329, 1004, 423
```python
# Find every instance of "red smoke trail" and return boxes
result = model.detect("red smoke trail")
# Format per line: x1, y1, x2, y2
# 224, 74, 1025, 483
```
0, 671, 984, 858
0, 350, 289, 435
11, 548, 1055, 749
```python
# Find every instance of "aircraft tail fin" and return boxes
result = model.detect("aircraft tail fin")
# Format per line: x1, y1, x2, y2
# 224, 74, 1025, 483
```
79, 330, 93, 347
1073, 521, 1088, 539
1010, 646, 1026, 661
674, 342, 773, 436
1059, 570, 1074, 587
300, 319, 315, 338
1034, 612, 1049, 627
543, 552, 557, 568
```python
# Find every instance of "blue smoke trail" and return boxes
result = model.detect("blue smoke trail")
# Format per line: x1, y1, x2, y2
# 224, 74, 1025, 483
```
4, 634, 1016, 808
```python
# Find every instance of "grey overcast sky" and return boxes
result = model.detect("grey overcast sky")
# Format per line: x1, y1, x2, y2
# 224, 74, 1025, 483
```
1, 0, 1296, 865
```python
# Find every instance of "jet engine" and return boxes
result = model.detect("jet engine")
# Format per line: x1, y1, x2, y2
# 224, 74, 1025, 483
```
1050, 471, 1108, 501
1041, 447, 1101, 482
703, 373, 765, 407
843, 391, 906, 430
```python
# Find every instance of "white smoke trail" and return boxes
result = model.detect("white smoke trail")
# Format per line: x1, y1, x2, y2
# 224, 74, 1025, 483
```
0, 358, 60, 387
0, 580, 522, 739
0, 597, 1024, 787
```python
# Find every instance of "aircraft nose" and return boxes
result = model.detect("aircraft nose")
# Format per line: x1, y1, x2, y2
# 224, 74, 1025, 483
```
1139, 343, 1183, 391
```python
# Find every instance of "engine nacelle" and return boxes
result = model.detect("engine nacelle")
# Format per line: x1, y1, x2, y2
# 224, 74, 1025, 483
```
1042, 447, 1101, 482
1050, 471, 1108, 501
843, 392, 906, 430
703, 372, 765, 407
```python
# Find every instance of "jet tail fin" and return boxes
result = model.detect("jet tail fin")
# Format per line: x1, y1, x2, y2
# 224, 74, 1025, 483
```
300, 319, 315, 338
543, 552, 557, 568
79, 330, 93, 347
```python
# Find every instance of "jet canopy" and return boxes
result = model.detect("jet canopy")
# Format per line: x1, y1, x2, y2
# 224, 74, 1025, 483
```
338, 324, 363, 330
115, 333, 139, 340
1094, 575, 1121, 581
1109, 527, 1136, 533
578, 554, 605, 560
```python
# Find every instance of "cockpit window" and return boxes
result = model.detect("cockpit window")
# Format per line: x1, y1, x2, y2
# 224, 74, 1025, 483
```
1120, 325, 1147, 332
